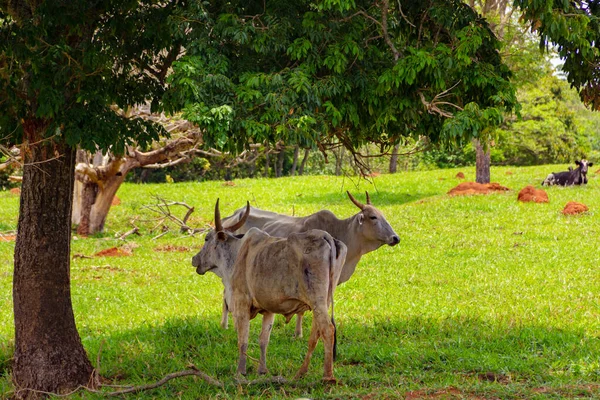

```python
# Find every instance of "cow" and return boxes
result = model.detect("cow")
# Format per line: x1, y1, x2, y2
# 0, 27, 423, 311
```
542, 159, 594, 186
220, 191, 399, 337
192, 199, 347, 381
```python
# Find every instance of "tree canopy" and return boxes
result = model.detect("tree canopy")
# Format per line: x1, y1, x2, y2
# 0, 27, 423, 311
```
164, 0, 518, 160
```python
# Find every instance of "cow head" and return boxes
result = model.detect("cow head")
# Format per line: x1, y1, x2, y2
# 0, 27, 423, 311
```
576, 159, 593, 174
192, 199, 250, 276
347, 191, 400, 247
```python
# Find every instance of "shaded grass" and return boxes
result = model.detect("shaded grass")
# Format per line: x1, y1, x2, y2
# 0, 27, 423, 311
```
1, 165, 600, 398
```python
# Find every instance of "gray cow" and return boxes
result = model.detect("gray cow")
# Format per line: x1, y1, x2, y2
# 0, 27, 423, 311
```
221, 191, 399, 337
192, 200, 347, 381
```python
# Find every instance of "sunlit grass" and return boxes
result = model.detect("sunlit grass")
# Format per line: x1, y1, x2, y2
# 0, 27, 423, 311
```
1, 165, 600, 398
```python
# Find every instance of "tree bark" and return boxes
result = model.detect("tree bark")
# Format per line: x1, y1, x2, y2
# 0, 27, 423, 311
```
290, 145, 299, 176
13, 123, 93, 398
335, 146, 344, 176
276, 147, 285, 178
263, 146, 270, 177
474, 139, 491, 184
389, 144, 400, 173
298, 148, 310, 175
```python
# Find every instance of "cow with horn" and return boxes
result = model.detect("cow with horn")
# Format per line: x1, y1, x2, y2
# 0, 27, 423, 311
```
192, 199, 347, 381
220, 191, 399, 337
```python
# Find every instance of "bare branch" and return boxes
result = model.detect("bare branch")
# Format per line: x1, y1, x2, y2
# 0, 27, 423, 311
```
381, 0, 400, 61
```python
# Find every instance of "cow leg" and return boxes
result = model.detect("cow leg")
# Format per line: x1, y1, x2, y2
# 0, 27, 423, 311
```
315, 309, 336, 382
234, 313, 250, 376
294, 312, 305, 338
258, 312, 275, 375
294, 316, 320, 380
221, 294, 229, 329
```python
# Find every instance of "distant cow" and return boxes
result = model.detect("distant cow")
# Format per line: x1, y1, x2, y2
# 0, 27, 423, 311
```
542, 160, 594, 186
221, 191, 399, 337
192, 200, 347, 381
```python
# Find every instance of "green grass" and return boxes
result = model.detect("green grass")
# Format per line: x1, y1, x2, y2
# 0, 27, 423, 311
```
1, 165, 600, 398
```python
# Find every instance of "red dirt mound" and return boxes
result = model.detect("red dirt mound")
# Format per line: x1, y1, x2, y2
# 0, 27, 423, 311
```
517, 185, 549, 203
455, 172, 465, 179
111, 196, 121, 206
448, 182, 510, 196
222, 181, 236, 186
95, 247, 132, 257
506, 171, 513, 175
9, 188, 20, 195
562, 201, 588, 215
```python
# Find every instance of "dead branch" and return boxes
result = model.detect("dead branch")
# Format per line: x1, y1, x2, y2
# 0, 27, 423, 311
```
119, 227, 140, 240
142, 196, 206, 235
152, 230, 170, 240
103, 368, 224, 397
8, 175, 23, 182
381, 0, 400, 61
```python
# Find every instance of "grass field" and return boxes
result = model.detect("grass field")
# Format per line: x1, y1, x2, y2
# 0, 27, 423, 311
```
1, 165, 600, 399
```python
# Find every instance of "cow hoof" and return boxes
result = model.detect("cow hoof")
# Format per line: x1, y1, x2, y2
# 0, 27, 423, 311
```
322, 377, 338, 385
258, 368, 269, 375
294, 371, 307, 380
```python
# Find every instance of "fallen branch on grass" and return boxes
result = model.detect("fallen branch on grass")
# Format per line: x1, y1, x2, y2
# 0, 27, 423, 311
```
142, 195, 207, 235
103, 368, 224, 396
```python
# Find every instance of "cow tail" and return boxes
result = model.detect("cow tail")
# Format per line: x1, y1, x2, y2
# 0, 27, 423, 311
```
324, 234, 338, 361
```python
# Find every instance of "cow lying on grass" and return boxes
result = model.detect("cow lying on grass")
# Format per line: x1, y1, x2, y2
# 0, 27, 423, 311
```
220, 191, 399, 337
192, 200, 347, 381
542, 160, 594, 186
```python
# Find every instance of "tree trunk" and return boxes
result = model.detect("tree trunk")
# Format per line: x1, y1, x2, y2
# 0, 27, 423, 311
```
264, 146, 270, 177
335, 146, 344, 176
389, 144, 400, 173
298, 148, 310, 175
88, 173, 126, 233
290, 145, 299, 176
474, 139, 491, 184
13, 125, 93, 398
276, 148, 285, 178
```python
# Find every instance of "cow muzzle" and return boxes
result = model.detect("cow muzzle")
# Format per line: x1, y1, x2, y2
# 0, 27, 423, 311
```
388, 235, 400, 246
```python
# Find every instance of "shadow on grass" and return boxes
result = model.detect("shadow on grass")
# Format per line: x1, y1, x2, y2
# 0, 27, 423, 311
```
63, 314, 600, 398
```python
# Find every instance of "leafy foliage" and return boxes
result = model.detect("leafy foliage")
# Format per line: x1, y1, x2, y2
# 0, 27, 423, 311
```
0, 0, 190, 152
514, 0, 600, 109
495, 75, 596, 165
164, 0, 518, 156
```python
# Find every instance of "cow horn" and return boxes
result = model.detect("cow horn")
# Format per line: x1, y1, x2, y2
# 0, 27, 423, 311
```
365, 191, 371, 205
214, 198, 223, 232
226, 201, 251, 232
346, 191, 365, 210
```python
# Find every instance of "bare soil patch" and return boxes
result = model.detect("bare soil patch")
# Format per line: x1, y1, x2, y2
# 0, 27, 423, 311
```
222, 181, 236, 186
404, 387, 487, 400
95, 247, 132, 257
9, 188, 20, 195
506, 171, 513, 175
111, 196, 121, 206
154, 245, 191, 253
517, 185, 549, 203
448, 182, 509, 196
0, 234, 16, 242
455, 172, 465, 179
562, 201, 588, 215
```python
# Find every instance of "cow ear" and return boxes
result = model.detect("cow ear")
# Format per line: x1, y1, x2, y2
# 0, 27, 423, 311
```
575, 160, 581, 166
217, 231, 228, 241
357, 213, 364, 225
589, 162, 594, 167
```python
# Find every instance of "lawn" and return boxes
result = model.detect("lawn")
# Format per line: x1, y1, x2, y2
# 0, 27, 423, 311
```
1, 165, 600, 399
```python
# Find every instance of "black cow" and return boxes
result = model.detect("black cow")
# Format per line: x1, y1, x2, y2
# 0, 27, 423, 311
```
542, 160, 594, 186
